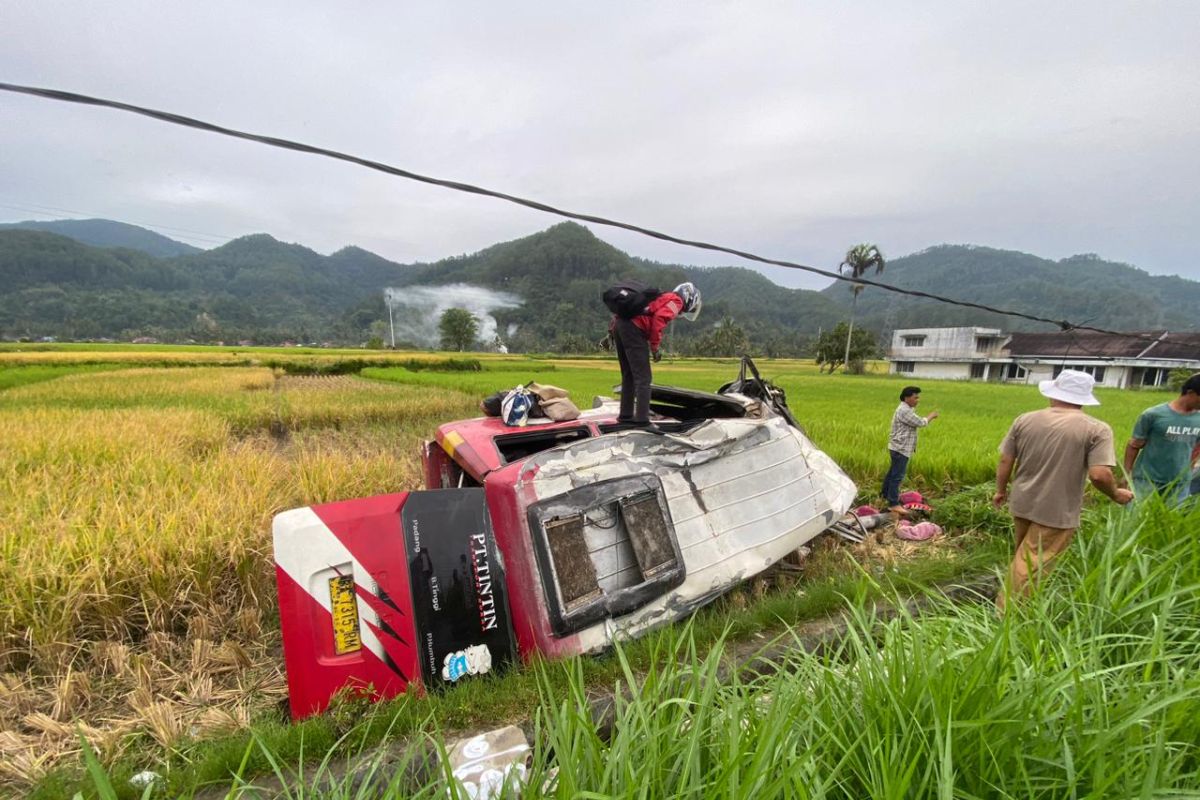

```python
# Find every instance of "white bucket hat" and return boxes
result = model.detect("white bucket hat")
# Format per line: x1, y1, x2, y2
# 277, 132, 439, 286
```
1039, 369, 1100, 406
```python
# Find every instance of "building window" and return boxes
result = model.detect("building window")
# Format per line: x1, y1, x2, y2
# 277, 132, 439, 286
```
970, 363, 986, 379
1053, 364, 1106, 383
902, 335, 926, 347
1003, 363, 1028, 381
975, 337, 995, 353
894, 361, 915, 374
1139, 368, 1167, 387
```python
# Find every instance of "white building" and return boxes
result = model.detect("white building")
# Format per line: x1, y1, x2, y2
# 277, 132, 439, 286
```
887, 327, 1200, 389
887, 327, 1011, 381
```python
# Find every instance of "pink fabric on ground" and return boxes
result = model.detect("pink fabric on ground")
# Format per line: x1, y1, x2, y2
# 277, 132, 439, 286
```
896, 520, 942, 541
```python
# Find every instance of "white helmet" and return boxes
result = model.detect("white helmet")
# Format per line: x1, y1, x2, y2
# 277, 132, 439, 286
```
673, 282, 702, 321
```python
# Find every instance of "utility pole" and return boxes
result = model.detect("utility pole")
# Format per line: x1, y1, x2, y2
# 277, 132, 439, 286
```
387, 299, 396, 349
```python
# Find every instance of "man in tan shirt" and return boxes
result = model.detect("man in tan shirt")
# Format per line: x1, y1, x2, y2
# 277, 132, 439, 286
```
993, 370, 1133, 610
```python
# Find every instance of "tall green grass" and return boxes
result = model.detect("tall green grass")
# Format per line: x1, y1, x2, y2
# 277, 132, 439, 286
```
518, 498, 1200, 799
78, 499, 1199, 798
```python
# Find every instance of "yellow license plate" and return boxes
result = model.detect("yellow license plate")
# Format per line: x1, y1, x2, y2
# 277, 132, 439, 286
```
328, 575, 362, 655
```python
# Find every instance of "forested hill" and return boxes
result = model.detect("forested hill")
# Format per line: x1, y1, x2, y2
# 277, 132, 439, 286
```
386, 223, 846, 353
821, 245, 1200, 333
0, 229, 414, 344
0, 222, 844, 350
0, 218, 202, 258
2, 220, 1195, 348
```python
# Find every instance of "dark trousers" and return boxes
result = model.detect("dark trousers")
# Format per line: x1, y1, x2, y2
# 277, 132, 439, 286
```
614, 317, 652, 423
881, 449, 910, 506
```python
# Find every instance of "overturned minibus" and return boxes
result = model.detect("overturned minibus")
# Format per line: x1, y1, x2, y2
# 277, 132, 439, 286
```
274, 359, 856, 718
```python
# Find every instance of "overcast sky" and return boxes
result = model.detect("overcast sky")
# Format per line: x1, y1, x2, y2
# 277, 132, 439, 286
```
1, 1, 1197, 290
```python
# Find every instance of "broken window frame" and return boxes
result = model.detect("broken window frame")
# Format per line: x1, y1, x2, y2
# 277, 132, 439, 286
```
494, 426, 593, 465
526, 475, 686, 637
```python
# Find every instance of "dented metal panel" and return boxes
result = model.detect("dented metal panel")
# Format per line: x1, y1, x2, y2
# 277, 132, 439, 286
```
515, 416, 856, 652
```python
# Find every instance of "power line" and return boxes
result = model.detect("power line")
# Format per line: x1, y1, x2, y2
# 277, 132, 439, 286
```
0, 199, 231, 244
0, 201, 229, 247
0, 81, 1164, 343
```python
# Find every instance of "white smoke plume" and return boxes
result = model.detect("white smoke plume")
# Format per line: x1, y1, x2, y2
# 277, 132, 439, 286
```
383, 284, 522, 348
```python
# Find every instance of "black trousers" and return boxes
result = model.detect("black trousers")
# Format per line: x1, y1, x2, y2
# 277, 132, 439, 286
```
613, 317, 652, 423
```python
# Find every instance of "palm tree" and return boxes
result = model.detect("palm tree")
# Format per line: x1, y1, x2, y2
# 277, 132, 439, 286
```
838, 244, 885, 372
710, 316, 749, 357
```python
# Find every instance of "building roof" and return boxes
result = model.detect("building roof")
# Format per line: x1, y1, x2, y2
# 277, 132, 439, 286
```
893, 326, 1002, 336
1149, 332, 1200, 360
1007, 330, 1200, 361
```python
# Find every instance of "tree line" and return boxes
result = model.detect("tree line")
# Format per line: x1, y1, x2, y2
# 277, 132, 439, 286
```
413, 307, 879, 367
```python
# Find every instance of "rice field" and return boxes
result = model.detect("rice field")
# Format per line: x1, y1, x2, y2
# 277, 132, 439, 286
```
365, 355, 1175, 488
0, 363, 480, 789
0, 349, 1184, 795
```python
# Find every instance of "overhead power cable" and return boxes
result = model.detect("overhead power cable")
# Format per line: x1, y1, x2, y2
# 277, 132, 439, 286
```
0, 81, 1164, 343
0, 200, 229, 246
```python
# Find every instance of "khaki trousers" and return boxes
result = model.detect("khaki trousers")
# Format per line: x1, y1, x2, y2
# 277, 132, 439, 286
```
996, 517, 1076, 611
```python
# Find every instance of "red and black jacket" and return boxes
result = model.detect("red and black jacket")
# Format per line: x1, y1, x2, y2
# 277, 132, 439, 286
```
611, 291, 683, 351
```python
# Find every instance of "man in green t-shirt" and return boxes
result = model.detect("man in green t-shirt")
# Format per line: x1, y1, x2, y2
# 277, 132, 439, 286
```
1124, 373, 1200, 504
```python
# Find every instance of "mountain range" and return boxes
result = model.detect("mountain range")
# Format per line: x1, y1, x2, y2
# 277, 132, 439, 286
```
0, 218, 201, 258
0, 218, 1195, 351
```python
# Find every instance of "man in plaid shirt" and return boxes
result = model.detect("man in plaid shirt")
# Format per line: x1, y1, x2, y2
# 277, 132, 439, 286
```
883, 386, 939, 513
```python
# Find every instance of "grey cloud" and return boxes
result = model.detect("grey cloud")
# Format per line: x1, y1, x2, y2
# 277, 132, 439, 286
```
0, 1, 1197, 291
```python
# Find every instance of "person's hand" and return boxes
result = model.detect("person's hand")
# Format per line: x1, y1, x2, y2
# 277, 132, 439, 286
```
992, 490, 1007, 509
652, 349, 663, 363
927, 411, 940, 421
1113, 487, 1135, 505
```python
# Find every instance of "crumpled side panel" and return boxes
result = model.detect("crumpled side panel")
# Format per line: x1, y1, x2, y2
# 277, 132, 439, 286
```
520, 417, 858, 652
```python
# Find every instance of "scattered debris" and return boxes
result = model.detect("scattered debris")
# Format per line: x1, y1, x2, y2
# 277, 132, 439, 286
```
896, 520, 943, 541
826, 516, 869, 543
129, 770, 162, 790
447, 726, 530, 799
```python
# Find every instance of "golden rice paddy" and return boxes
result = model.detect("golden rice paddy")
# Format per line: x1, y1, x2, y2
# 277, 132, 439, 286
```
0, 365, 477, 786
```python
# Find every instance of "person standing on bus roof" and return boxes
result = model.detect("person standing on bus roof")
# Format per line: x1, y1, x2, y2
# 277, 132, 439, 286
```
608, 282, 701, 431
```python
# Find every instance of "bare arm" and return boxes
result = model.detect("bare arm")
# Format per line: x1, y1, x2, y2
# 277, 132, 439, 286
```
993, 452, 1016, 507
1123, 438, 1145, 476
1089, 465, 1134, 505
